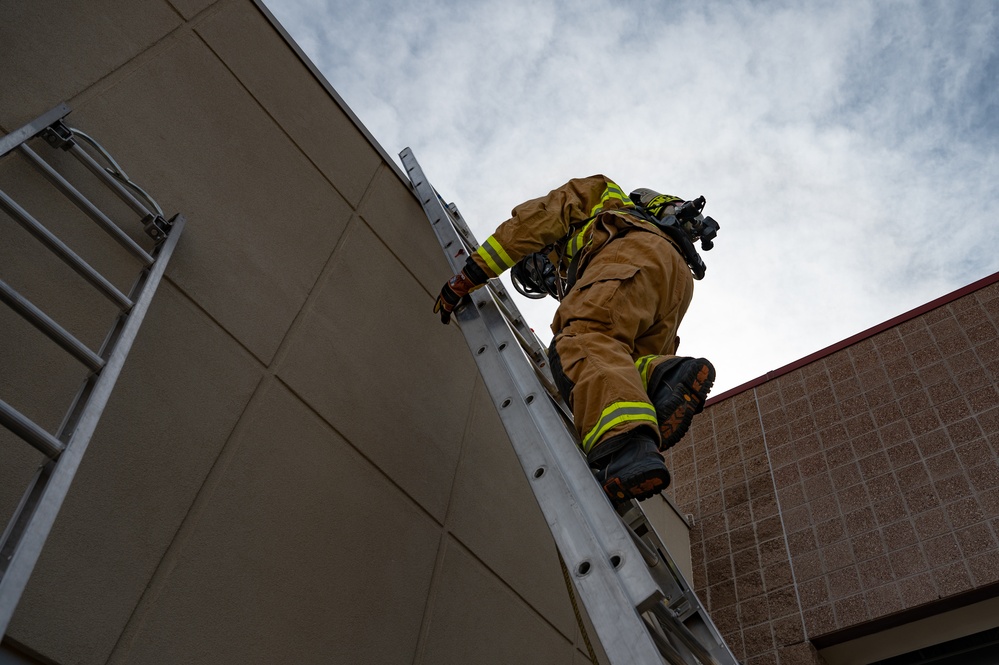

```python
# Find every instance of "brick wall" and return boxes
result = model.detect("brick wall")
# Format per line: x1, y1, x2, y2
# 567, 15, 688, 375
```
665, 275, 999, 664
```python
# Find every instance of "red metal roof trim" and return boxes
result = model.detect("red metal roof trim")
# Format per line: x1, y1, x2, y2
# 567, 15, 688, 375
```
705, 270, 999, 407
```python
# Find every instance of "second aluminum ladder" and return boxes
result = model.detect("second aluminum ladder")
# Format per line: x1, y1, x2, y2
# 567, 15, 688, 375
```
0, 104, 184, 638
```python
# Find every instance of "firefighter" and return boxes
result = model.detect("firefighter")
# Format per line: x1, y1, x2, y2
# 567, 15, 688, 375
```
434, 176, 717, 504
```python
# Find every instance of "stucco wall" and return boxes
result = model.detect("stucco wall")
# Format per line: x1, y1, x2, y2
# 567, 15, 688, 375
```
666, 276, 999, 664
0, 1, 597, 662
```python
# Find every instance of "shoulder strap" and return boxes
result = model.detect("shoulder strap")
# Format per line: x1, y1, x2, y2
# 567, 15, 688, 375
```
624, 208, 708, 280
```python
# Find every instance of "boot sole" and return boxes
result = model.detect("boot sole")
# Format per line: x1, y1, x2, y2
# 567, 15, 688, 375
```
602, 465, 671, 504
658, 361, 715, 450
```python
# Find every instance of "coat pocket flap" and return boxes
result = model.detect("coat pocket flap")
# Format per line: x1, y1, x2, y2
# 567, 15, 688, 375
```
575, 263, 639, 289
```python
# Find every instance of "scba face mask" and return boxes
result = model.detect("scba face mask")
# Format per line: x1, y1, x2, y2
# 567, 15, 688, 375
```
629, 189, 721, 279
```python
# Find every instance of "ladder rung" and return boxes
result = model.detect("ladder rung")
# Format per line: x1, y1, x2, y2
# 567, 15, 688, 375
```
17, 144, 154, 266
0, 277, 105, 372
0, 188, 133, 311
0, 398, 64, 459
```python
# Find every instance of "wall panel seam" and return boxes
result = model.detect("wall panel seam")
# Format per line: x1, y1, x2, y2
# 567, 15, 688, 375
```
266, 214, 359, 371
191, 5, 368, 209
410, 376, 481, 664
249, 0, 415, 193
104, 371, 268, 665
64, 1, 227, 119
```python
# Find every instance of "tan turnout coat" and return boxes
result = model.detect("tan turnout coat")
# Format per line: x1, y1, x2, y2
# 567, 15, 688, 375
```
471, 176, 694, 454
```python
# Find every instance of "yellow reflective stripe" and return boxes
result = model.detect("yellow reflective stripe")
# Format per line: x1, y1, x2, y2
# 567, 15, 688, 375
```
476, 245, 501, 275
588, 183, 633, 218
565, 183, 636, 261
581, 401, 658, 453
476, 235, 515, 275
565, 219, 595, 259
635, 355, 657, 391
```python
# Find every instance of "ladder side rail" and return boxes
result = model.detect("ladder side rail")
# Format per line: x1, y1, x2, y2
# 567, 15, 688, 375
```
0, 105, 71, 159
401, 150, 669, 664
0, 215, 186, 636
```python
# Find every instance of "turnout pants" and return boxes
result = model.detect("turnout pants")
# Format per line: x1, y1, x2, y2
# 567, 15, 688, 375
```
549, 230, 694, 456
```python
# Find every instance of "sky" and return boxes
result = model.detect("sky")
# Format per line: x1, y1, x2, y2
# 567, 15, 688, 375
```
262, 0, 998, 395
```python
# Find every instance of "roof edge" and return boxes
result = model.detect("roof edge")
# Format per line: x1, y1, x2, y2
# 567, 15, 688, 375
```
251, 0, 414, 191
233, 5, 999, 408
705, 269, 999, 407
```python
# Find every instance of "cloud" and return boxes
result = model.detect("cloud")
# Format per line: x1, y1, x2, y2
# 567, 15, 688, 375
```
264, 0, 999, 393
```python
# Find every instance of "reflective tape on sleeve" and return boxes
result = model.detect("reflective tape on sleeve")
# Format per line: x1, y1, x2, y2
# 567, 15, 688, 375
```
588, 182, 633, 217
566, 183, 636, 261
476, 235, 515, 276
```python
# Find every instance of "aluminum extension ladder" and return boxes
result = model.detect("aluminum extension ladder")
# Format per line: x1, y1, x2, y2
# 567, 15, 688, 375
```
401, 149, 740, 665
0, 104, 184, 636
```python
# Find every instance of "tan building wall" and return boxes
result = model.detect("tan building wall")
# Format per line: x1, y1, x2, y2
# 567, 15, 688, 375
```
665, 275, 999, 664
13, 3, 993, 665
0, 1, 653, 662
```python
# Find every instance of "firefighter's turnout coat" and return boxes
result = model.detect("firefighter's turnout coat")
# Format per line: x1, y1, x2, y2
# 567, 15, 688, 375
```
470, 176, 695, 456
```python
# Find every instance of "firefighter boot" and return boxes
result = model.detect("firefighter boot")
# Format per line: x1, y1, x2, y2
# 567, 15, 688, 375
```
648, 357, 715, 451
589, 427, 670, 504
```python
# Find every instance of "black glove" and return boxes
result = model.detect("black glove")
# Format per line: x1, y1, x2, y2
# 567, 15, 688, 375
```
434, 257, 488, 324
